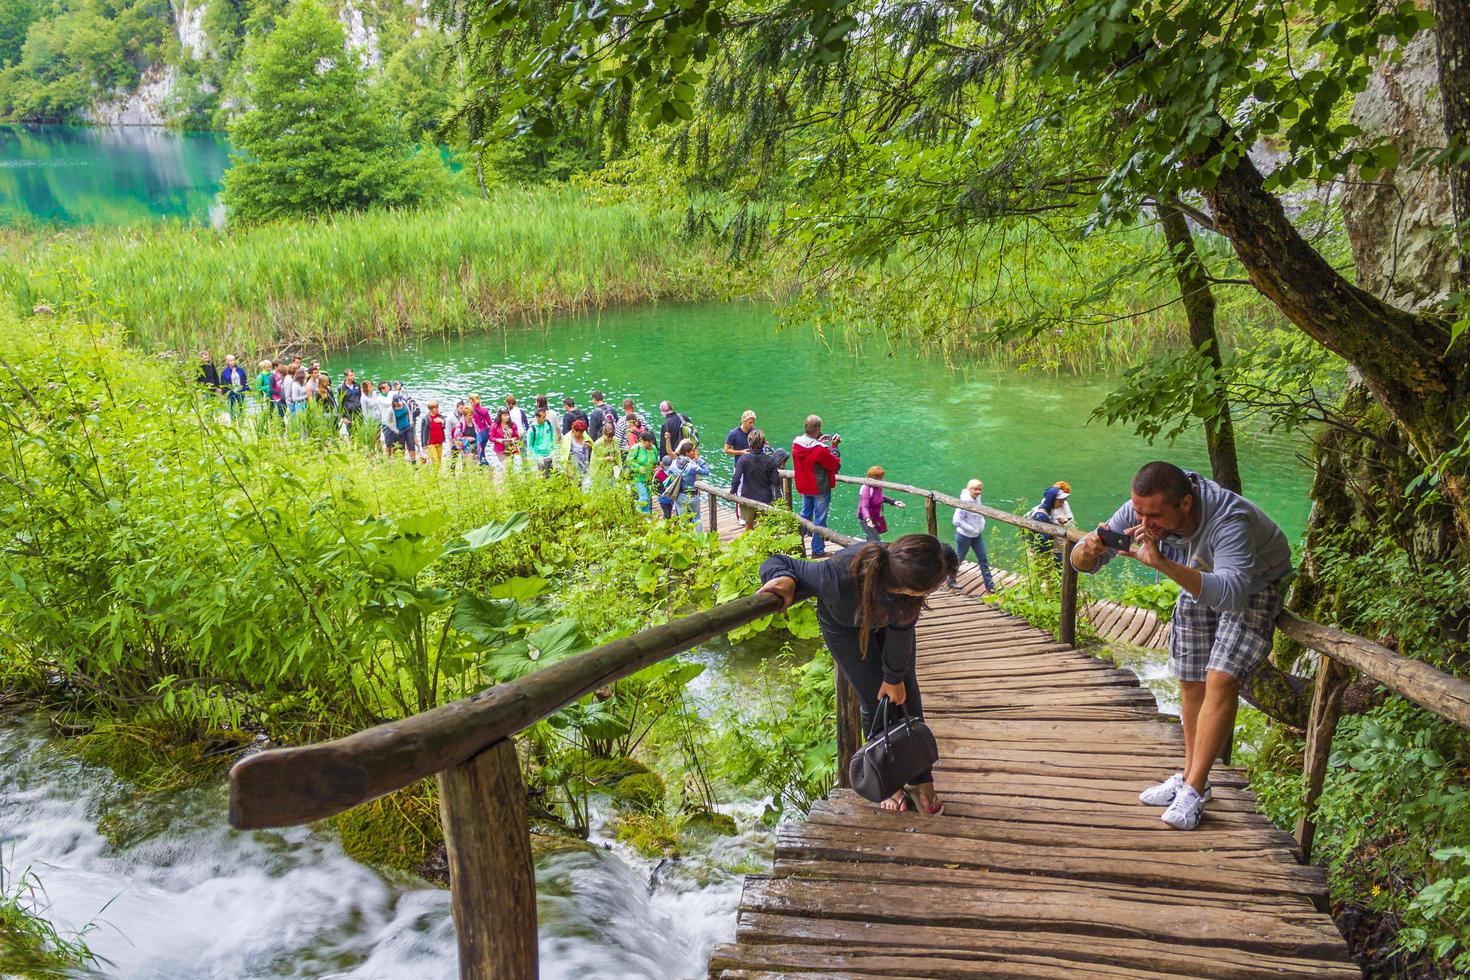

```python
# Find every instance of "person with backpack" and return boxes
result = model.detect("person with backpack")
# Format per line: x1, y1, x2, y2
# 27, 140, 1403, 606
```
730, 429, 784, 532
654, 456, 676, 519
658, 401, 698, 457
558, 397, 587, 436
759, 534, 959, 814
627, 430, 659, 514
791, 414, 842, 557
857, 465, 905, 542
525, 405, 558, 477
587, 391, 617, 441
666, 439, 712, 530
615, 399, 648, 445
504, 394, 530, 435
952, 478, 996, 591
1028, 485, 1067, 568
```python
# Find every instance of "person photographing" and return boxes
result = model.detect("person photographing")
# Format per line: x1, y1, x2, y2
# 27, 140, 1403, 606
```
1071, 461, 1292, 831
758, 534, 959, 815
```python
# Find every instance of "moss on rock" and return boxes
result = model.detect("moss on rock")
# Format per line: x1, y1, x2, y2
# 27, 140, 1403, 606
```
612, 771, 666, 811
583, 756, 651, 788
331, 781, 443, 876
614, 812, 680, 857
679, 810, 737, 839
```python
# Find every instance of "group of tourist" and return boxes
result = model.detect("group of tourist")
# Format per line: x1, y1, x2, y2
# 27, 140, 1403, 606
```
200, 352, 1289, 835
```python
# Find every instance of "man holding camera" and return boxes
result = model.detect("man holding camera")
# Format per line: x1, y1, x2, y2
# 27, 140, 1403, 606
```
791, 414, 841, 557
1071, 461, 1292, 831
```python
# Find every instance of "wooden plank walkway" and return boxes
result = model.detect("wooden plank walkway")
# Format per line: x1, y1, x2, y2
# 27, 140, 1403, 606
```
704, 502, 1355, 978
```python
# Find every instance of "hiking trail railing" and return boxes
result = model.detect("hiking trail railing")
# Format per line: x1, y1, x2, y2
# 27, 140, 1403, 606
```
227, 474, 1470, 978
707, 469, 1085, 643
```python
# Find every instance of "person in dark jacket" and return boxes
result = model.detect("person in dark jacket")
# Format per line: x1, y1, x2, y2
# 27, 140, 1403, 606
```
759, 534, 958, 815
196, 350, 220, 393
338, 370, 363, 421
729, 430, 783, 531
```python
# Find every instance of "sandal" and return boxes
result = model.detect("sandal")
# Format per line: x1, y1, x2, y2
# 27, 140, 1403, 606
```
879, 790, 912, 813
906, 784, 946, 816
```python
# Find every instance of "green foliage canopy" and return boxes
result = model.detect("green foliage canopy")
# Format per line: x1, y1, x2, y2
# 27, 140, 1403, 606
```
222, 0, 445, 222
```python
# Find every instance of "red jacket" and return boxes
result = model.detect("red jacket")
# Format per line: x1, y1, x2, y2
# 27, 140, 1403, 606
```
791, 435, 841, 494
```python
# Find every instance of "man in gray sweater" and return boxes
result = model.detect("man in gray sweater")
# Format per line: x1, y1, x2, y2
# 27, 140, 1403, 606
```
1071, 461, 1292, 831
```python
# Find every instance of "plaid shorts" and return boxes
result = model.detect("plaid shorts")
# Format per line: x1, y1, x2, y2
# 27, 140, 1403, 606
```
1168, 583, 1283, 682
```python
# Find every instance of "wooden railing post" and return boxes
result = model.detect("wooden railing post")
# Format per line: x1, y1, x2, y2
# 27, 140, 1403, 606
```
707, 489, 718, 533
437, 738, 538, 980
925, 494, 938, 538
783, 476, 794, 511
1295, 655, 1349, 863
1059, 538, 1078, 648
835, 670, 863, 788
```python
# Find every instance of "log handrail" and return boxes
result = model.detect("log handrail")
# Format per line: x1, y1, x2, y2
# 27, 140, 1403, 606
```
229, 590, 785, 830
775, 469, 1086, 542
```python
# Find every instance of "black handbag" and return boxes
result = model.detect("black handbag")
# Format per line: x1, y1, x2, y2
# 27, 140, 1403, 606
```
847, 696, 940, 803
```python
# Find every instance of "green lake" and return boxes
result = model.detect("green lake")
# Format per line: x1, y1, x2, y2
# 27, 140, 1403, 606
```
0, 125, 229, 225
348, 302, 1314, 553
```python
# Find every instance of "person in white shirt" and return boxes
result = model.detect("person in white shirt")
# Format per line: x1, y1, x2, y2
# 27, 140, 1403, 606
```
1052, 481, 1075, 527
950, 478, 995, 592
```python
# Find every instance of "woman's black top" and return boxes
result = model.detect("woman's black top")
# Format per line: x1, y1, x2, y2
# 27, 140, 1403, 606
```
731, 450, 782, 504
759, 545, 918, 684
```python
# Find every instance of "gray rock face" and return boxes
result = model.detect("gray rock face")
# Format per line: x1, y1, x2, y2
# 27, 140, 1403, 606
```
1340, 31, 1459, 312
77, 67, 177, 126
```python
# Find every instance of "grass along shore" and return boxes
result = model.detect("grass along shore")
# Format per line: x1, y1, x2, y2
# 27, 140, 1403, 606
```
0, 186, 727, 354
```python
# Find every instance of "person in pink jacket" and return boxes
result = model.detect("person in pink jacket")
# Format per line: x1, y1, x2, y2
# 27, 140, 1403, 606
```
857, 465, 905, 541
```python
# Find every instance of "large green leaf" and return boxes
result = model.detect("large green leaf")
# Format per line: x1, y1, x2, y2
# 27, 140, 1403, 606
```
443, 512, 530, 554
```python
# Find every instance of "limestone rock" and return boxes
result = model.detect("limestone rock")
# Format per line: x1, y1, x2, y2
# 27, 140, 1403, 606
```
1340, 31, 1459, 312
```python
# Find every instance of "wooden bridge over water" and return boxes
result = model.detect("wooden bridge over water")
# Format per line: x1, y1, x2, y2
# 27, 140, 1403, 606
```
227, 473, 1470, 978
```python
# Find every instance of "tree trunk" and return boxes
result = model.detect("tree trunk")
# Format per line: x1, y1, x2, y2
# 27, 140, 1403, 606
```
1157, 203, 1243, 494
1196, 144, 1470, 542
1433, 0, 1470, 288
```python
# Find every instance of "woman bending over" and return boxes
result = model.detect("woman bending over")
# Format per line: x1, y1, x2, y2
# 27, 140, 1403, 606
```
758, 534, 958, 814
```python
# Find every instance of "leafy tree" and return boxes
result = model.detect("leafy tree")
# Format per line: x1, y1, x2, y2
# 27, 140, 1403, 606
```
0, 0, 37, 69
222, 0, 446, 223
377, 30, 455, 140
450, 0, 1466, 538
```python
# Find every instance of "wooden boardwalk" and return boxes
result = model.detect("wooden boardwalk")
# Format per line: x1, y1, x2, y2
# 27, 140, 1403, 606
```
705, 504, 1356, 978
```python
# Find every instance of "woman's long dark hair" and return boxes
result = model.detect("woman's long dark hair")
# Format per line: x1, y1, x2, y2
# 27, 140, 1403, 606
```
851, 535, 959, 656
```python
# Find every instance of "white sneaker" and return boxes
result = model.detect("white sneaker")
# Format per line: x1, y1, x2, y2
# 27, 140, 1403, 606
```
1139, 773, 1212, 806
1139, 773, 1184, 806
1161, 784, 1205, 830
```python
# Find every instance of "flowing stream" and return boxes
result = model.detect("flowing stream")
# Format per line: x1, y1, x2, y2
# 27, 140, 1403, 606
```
0, 706, 774, 979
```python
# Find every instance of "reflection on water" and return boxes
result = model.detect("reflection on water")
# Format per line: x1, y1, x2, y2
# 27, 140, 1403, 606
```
0, 125, 229, 226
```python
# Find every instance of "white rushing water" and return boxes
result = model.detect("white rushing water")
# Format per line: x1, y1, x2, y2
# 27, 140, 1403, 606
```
0, 715, 772, 979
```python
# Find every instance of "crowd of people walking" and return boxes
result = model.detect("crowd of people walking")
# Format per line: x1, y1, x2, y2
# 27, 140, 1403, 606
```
195, 350, 1082, 573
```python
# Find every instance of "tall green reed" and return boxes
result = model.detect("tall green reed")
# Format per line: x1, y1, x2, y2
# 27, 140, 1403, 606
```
3, 186, 721, 354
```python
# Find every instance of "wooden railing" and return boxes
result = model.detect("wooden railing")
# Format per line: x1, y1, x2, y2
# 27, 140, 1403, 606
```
226, 472, 1470, 977
229, 591, 784, 978
1275, 612, 1470, 859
